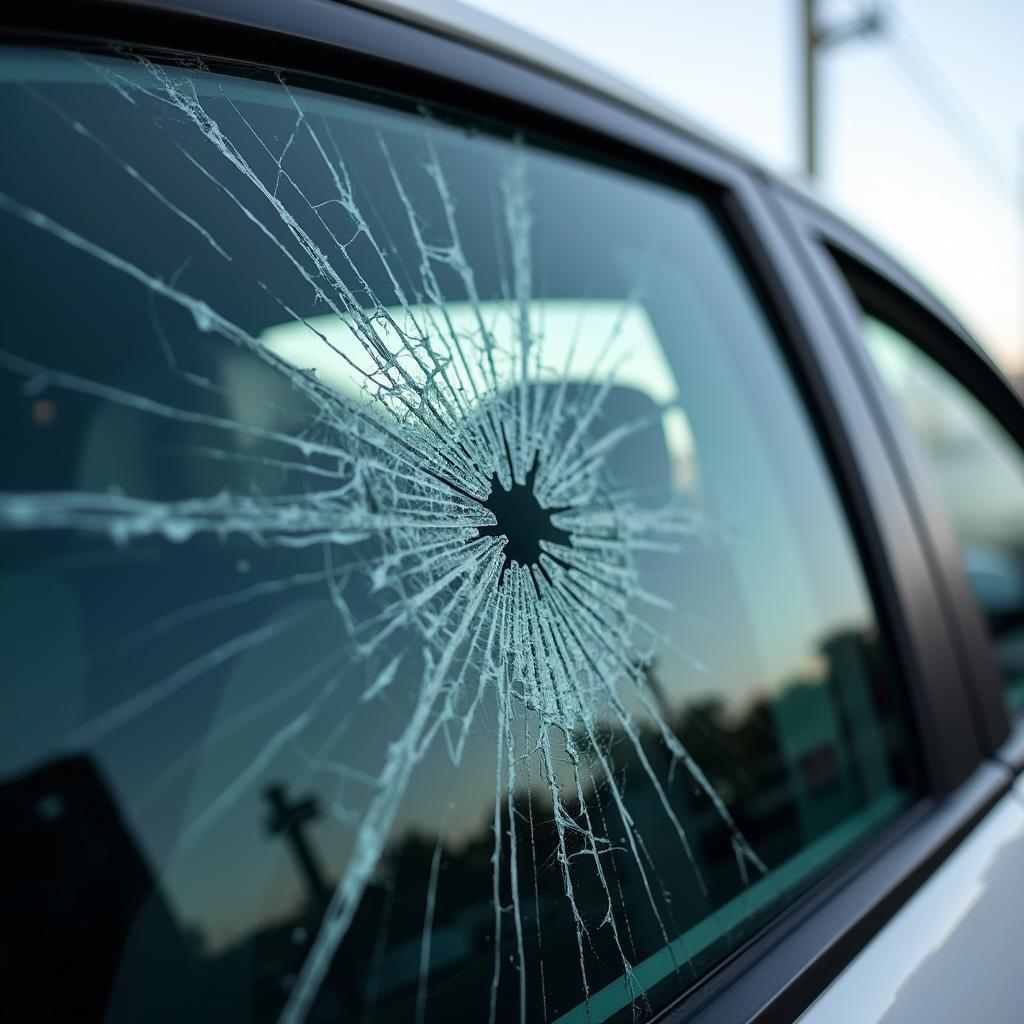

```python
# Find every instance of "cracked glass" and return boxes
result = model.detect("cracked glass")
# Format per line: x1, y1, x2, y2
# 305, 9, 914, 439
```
0, 48, 919, 1024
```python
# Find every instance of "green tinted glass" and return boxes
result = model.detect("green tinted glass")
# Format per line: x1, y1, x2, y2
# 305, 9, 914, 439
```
0, 48, 918, 1023
865, 316, 1024, 712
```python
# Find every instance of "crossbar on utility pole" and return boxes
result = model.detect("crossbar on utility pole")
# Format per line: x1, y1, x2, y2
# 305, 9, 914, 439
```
802, 0, 884, 178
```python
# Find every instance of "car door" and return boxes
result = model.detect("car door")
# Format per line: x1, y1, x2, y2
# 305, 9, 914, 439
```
0, 4, 1012, 1023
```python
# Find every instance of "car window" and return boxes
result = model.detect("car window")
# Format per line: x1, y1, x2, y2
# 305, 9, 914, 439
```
0, 48, 919, 1024
861, 315, 1024, 713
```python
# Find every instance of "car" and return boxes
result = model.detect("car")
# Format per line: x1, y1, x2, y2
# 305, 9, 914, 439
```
2, 2, 1023, 1022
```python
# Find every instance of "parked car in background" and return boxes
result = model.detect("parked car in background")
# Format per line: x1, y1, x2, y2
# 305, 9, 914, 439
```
2, 2, 1024, 1022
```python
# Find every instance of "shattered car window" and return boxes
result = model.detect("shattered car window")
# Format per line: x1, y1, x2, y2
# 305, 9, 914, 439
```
0, 49, 919, 1024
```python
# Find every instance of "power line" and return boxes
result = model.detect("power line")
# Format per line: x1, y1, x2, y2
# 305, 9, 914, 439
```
881, 4, 1015, 200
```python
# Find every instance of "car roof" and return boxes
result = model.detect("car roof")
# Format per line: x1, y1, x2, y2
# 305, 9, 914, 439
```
345, 2, 858, 240
345, 0, 769, 175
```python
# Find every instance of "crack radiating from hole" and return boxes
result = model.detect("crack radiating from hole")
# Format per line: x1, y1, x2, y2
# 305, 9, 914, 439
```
0, 52, 769, 1024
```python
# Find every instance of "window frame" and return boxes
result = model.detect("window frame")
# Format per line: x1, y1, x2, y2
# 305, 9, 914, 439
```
768, 183, 1021, 767
0, 2, 1013, 1021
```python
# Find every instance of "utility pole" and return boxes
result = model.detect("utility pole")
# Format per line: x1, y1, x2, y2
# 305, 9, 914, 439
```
802, 0, 885, 178
802, 0, 818, 178
1018, 131, 1024, 392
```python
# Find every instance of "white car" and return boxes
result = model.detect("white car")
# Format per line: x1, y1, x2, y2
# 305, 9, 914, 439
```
1, 2, 1023, 1022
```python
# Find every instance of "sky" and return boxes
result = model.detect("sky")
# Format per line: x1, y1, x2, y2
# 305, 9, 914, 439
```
463, 0, 1024, 373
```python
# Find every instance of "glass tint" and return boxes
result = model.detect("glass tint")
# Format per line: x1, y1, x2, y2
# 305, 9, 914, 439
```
864, 316, 1024, 711
0, 49, 918, 1024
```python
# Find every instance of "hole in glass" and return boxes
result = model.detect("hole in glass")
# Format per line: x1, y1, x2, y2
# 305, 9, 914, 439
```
477, 459, 571, 586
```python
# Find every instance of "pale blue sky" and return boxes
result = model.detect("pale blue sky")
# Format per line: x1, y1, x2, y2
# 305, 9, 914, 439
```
465, 0, 1024, 372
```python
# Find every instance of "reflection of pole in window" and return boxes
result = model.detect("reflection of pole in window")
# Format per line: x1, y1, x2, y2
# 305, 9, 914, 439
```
265, 783, 329, 909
